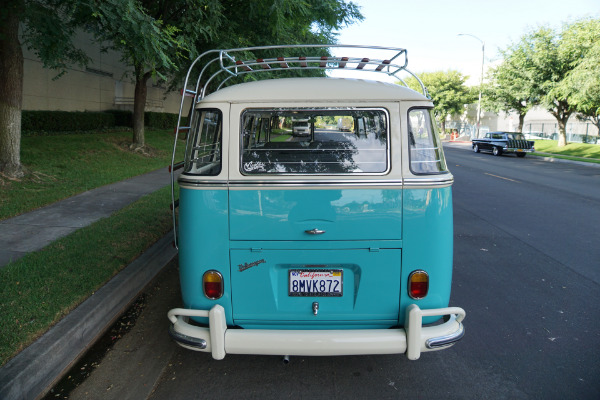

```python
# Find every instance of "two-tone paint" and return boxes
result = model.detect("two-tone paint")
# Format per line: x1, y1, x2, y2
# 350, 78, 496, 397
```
168, 77, 465, 359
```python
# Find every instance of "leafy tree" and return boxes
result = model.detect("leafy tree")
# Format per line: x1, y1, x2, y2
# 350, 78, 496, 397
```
91, 0, 362, 149
482, 46, 535, 132
1, 0, 362, 178
554, 19, 600, 137
0, 0, 182, 178
1, 0, 89, 179
499, 20, 600, 146
88, 0, 223, 151
216, 0, 362, 47
404, 70, 472, 133
186, 0, 364, 87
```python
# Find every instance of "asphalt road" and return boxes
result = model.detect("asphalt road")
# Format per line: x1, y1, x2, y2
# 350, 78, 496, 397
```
63, 145, 600, 400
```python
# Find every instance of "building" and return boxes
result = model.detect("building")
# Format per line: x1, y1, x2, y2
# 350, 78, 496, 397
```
22, 33, 181, 115
449, 104, 599, 144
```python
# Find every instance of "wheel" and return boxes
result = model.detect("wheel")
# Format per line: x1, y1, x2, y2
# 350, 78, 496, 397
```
493, 146, 502, 156
473, 144, 480, 153
516, 153, 526, 158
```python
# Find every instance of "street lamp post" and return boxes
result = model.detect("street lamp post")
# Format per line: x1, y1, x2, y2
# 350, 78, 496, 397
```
458, 33, 485, 139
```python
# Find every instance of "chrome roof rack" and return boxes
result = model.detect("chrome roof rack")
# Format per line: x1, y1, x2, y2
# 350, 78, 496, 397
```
182, 44, 428, 102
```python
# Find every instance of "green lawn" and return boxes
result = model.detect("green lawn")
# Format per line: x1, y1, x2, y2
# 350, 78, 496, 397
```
0, 129, 183, 366
0, 187, 173, 366
533, 140, 600, 163
0, 129, 183, 221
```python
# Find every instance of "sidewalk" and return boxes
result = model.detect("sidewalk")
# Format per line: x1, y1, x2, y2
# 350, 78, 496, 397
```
0, 167, 173, 268
0, 167, 179, 399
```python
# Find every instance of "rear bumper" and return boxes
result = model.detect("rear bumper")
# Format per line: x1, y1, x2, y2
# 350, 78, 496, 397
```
504, 147, 534, 153
167, 304, 465, 360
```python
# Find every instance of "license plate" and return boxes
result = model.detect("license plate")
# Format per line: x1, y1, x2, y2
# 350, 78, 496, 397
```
288, 269, 343, 297
517, 149, 523, 152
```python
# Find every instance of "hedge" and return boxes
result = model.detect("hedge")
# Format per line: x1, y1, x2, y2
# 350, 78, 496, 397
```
21, 110, 181, 134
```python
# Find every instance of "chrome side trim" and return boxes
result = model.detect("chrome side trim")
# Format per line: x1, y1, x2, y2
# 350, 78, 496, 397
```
178, 175, 453, 189
403, 176, 454, 187
228, 179, 403, 187
178, 177, 229, 186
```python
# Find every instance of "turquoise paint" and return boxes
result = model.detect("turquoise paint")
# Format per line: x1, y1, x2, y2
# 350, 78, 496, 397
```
229, 189, 402, 241
400, 187, 454, 324
178, 188, 233, 325
177, 185, 453, 329
230, 248, 401, 327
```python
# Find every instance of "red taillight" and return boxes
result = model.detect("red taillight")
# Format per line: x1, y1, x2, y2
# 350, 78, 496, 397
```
203, 270, 224, 299
408, 270, 429, 299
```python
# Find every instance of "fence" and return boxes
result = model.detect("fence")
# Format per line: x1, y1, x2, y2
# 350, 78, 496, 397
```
524, 122, 599, 144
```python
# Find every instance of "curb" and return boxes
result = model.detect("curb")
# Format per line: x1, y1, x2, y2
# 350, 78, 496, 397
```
0, 232, 177, 400
529, 153, 600, 168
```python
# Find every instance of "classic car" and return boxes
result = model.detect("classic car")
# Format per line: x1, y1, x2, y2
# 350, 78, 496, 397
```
472, 131, 535, 157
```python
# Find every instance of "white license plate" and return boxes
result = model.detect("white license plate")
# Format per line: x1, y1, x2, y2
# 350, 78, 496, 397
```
288, 269, 343, 297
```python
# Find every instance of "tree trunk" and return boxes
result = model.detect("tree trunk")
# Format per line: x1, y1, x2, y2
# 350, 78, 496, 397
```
517, 112, 525, 133
132, 68, 151, 150
0, 7, 25, 178
550, 102, 571, 147
557, 119, 568, 147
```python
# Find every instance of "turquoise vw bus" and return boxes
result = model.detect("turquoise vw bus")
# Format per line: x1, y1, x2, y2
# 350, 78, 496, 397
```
168, 45, 465, 360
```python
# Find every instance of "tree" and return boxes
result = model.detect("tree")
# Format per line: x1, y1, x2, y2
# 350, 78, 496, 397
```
500, 20, 600, 146
216, 0, 362, 47
93, 0, 362, 150
193, 0, 363, 82
554, 19, 600, 138
1, 0, 89, 179
0, 0, 183, 178
482, 47, 535, 132
88, 0, 222, 151
404, 70, 472, 133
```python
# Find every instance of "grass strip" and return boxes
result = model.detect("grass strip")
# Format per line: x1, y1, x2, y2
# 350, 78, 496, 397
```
0, 186, 173, 367
0, 129, 183, 221
533, 140, 600, 162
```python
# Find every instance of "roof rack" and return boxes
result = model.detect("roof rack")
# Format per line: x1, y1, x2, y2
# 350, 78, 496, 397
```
181, 44, 427, 102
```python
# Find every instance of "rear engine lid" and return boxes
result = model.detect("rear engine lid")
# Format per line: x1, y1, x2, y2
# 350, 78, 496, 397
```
230, 247, 401, 328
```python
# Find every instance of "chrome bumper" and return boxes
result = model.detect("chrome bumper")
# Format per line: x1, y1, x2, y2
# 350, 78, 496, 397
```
167, 304, 465, 360
504, 147, 534, 153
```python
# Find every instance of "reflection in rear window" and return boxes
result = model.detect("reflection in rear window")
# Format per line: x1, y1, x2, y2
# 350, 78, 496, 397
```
240, 108, 389, 174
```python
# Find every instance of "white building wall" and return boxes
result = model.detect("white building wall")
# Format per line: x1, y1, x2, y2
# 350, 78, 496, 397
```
451, 104, 599, 142
21, 31, 181, 114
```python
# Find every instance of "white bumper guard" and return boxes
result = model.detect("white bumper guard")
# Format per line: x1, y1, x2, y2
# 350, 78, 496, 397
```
167, 304, 465, 360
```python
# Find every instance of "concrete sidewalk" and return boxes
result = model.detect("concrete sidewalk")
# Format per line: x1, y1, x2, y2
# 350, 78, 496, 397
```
0, 167, 173, 267
0, 167, 179, 399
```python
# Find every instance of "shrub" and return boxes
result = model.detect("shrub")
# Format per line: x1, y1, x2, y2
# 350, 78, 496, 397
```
22, 111, 115, 132
21, 110, 180, 134
145, 112, 179, 129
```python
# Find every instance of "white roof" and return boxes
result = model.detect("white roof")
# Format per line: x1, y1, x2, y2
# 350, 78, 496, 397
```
201, 77, 429, 103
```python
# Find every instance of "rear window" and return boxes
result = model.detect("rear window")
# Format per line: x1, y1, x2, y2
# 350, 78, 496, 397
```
407, 108, 448, 174
240, 108, 389, 174
507, 133, 525, 140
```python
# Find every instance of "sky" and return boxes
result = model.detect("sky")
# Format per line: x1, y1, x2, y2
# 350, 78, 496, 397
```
329, 0, 600, 85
